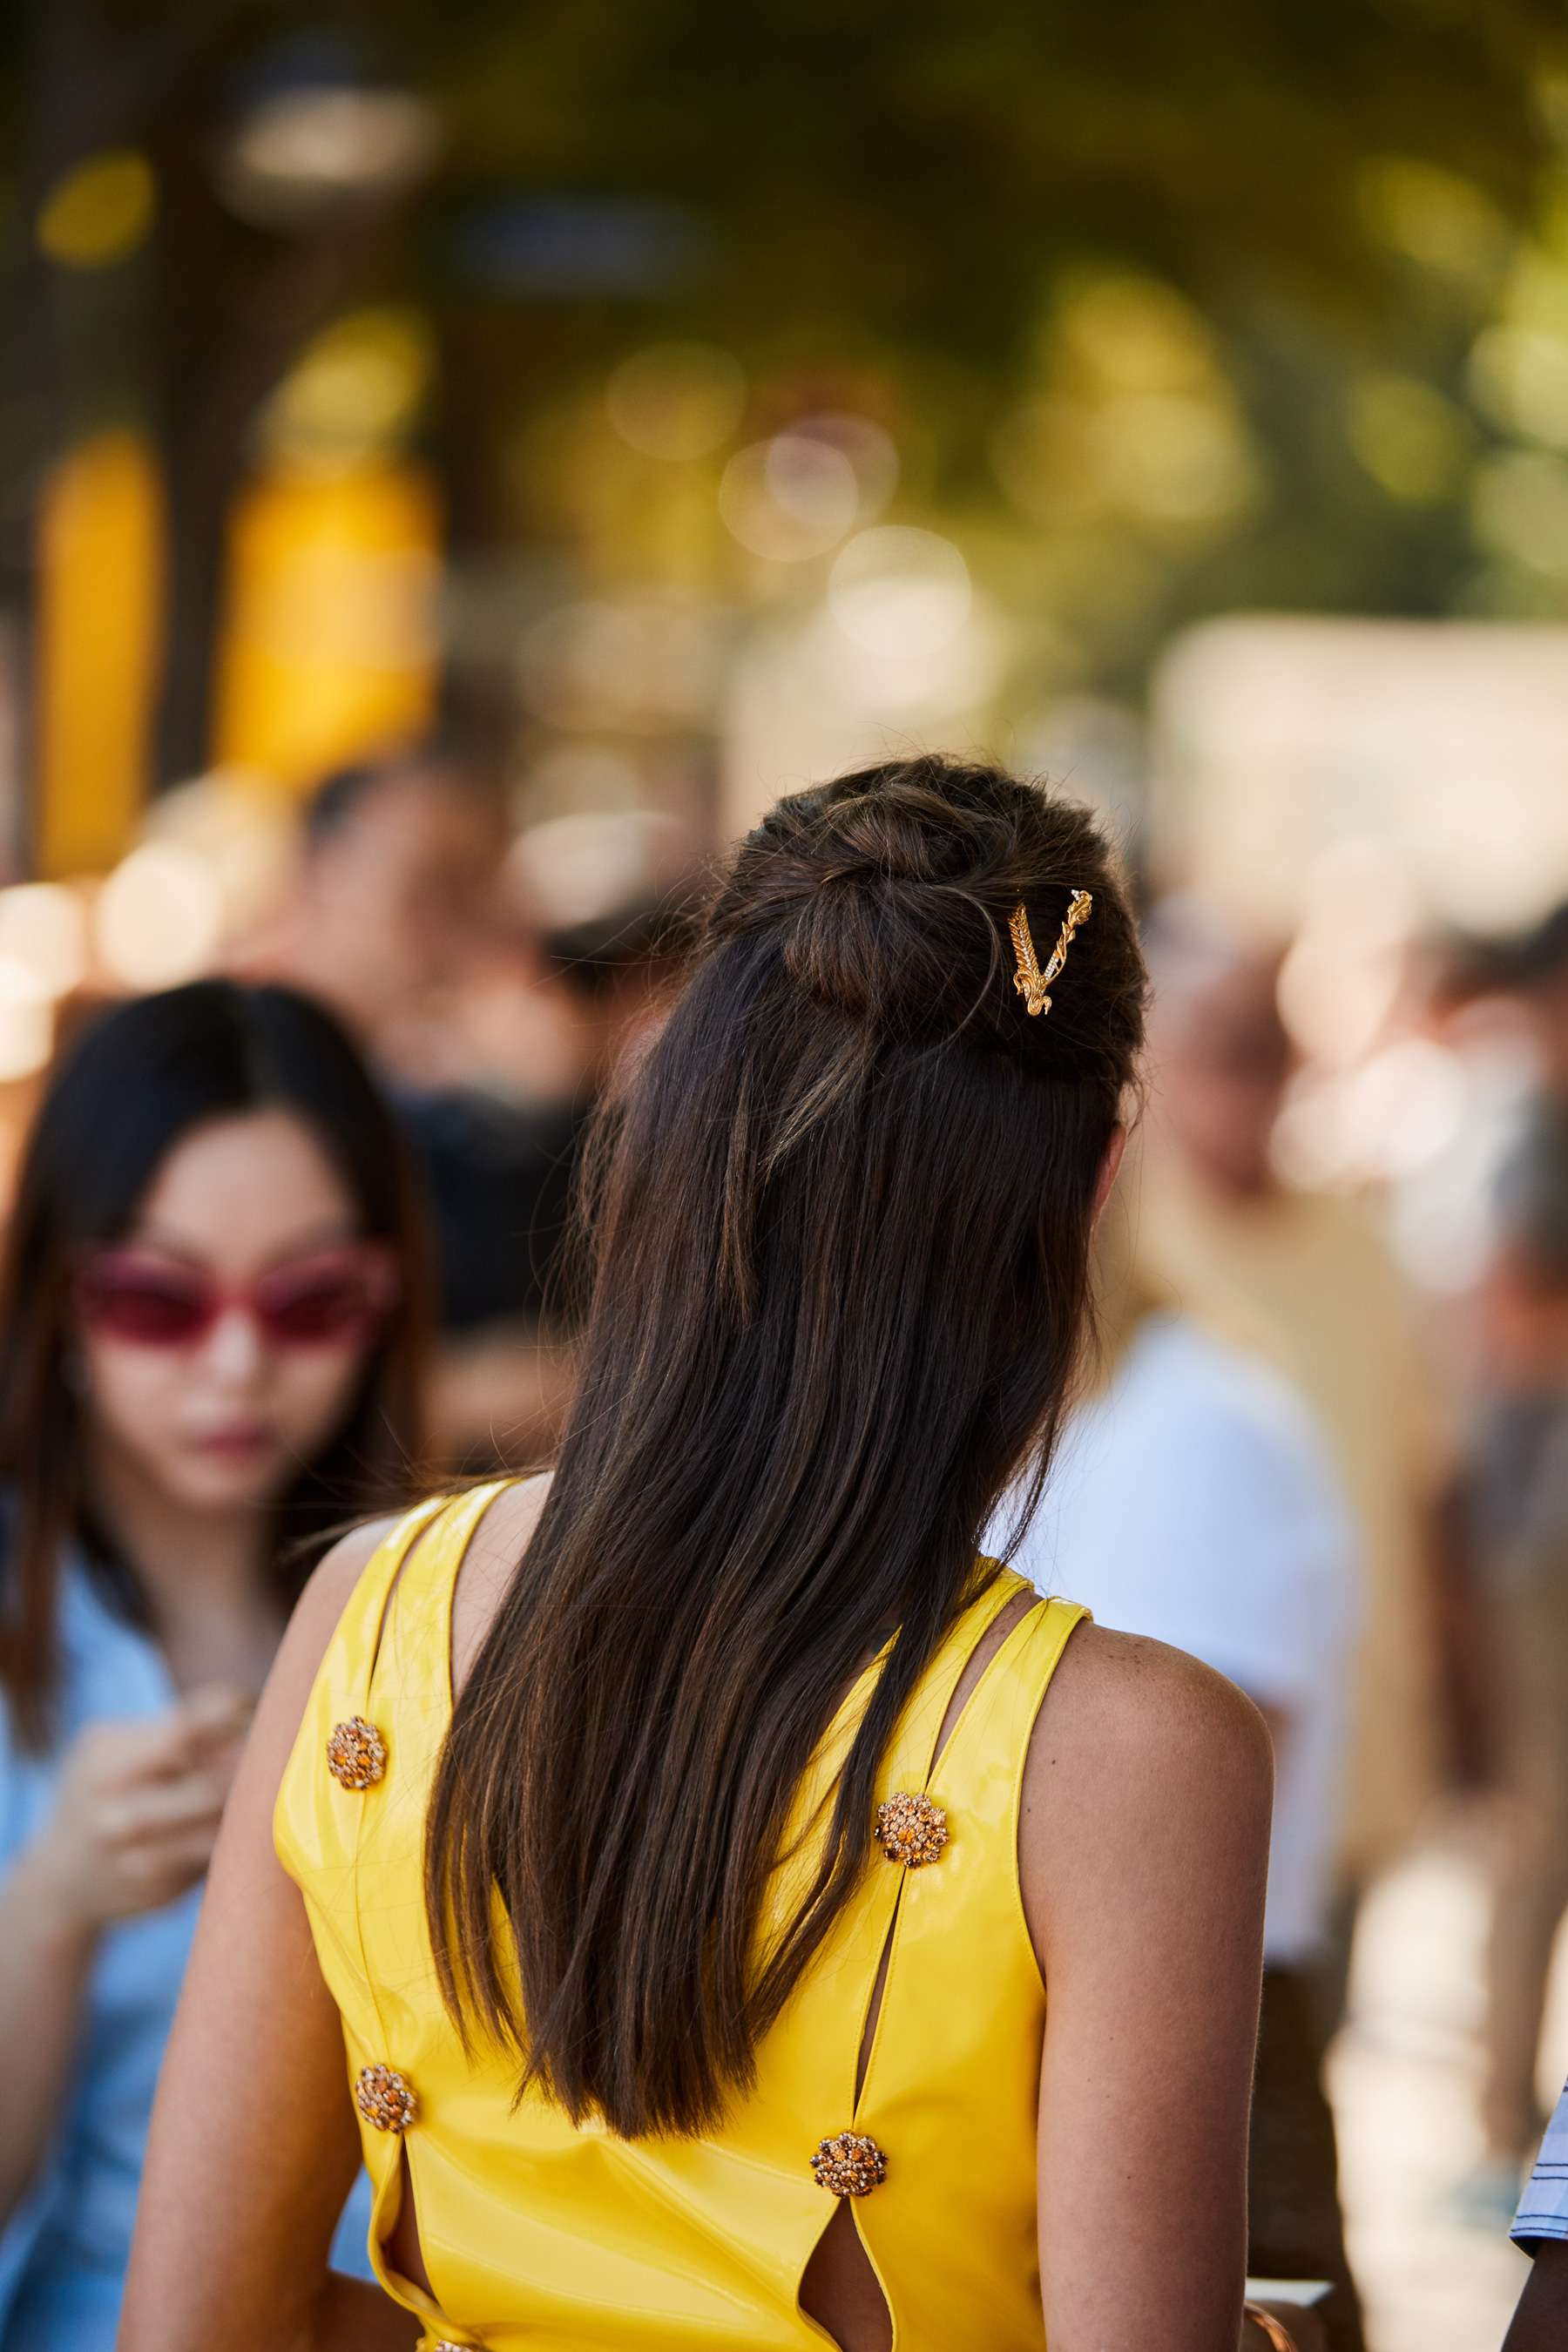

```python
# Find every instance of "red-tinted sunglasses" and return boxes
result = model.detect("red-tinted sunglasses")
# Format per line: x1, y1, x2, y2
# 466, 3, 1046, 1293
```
76, 1245, 399, 1351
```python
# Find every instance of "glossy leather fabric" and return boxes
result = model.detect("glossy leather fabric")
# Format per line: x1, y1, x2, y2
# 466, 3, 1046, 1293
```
275, 1484, 1087, 2349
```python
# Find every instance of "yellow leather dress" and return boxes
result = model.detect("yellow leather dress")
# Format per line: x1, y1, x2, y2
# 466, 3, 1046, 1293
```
275, 1482, 1089, 2350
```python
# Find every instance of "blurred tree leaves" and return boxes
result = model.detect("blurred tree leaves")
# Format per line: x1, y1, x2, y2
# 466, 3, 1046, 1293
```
389, 0, 1564, 671
7, 0, 1568, 758
407, 0, 1552, 348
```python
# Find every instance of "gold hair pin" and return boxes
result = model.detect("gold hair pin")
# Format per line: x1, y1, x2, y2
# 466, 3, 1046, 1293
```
1010, 891, 1092, 1017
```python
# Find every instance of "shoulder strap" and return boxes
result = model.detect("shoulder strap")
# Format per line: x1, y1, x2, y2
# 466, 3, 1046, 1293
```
803, 1563, 1030, 1813
933, 1590, 1090, 1837
376, 1477, 516, 1696
333, 1494, 451, 1716
889, 1563, 1038, 1793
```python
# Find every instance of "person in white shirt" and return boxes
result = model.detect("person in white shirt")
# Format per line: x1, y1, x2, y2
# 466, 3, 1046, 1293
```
992, 1263, 1362, 2351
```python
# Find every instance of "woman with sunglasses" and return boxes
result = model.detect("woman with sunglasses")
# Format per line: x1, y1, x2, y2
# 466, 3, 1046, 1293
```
0, 979, 428, 2351
127, 762, 1271, 2352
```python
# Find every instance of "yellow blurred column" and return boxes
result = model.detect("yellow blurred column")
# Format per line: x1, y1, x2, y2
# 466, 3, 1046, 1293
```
211, 461, 442, 787
34, 429, 166, 876
210, 308, 443, 791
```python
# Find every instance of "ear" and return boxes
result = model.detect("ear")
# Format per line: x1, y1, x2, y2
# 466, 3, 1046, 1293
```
1092, 1125, 1126, 1227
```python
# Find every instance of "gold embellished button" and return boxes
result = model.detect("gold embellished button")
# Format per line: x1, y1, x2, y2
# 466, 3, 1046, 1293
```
811, 2131, 887, 2195
875, 1790, 948, 1868
355, 2063, 416, 2132
328, 1715, 388, 1790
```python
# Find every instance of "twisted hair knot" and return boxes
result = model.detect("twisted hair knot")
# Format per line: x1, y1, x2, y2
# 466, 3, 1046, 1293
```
706, 755, 1141, 1081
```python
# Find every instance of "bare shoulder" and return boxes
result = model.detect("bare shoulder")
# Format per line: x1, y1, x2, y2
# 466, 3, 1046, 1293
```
1020, 1621, 1274, 1939
451, 1472, 553, 1694
1031, 1618, 1274, 1784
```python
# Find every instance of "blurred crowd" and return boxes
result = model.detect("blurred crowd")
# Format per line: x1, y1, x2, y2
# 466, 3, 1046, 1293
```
3, 728, 1568, 2349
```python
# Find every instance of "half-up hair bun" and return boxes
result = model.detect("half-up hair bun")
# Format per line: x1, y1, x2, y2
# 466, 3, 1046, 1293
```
707, 754, 1144, 1092
429, 753, 1147, 2142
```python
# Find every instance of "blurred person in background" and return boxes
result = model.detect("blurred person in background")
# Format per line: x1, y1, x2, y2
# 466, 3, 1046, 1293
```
236, 744, 586, 1469
244, 740, 514, 1071
429, 804, 701, 1469
995, 1200, 1362, 2352
1139, 908, 1453, 2033
0, 982, 428, 2349
1459, 1099, 1568, 2226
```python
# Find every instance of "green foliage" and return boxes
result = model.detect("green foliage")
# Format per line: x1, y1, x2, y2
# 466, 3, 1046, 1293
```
382, 0, 1565, 670
10, 0, 1568, 725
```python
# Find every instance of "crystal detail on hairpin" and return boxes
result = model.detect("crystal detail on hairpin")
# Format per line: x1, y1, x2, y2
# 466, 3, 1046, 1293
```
1010, 890, 1092, 1017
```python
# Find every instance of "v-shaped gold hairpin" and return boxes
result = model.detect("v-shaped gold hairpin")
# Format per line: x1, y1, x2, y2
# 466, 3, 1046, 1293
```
1010, 890, 1092, 1017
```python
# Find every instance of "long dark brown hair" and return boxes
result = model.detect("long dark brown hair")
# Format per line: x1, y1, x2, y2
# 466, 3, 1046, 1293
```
428, 756, 1146, 2138
0, 980, 431, 1748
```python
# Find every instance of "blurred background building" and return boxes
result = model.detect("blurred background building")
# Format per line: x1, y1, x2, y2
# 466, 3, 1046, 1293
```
8, 5, 1568, 2346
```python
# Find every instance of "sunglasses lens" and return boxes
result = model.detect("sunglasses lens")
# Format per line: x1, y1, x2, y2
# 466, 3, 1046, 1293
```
257, 1269, 380, 1346
78, 1249, 394, 1350
81, 1267, 211, 1345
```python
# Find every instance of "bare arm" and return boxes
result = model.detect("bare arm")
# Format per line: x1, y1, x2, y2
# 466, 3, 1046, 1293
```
118, 1520, 416, 2352
0, 1685, 251, 2225
121, 1481, 547, 2352
1504, 2243, 1568, 2352
1025, 1624, 1273, 2352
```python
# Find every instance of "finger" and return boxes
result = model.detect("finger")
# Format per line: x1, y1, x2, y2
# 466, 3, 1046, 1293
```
176, 1681, 259, 1741
77, 1713, 243, 1800
87, 1688, 255, 1788
150, 1686, 256, 1776
165, 1721, 250, 1793
100, 1774, 233, 1842
109, 1847, 218, 1913
75, 1711, 210, 1783
118, 1826, 224, 1885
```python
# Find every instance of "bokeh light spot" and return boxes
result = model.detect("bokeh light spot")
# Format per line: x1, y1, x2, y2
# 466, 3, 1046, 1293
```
1472, 449, 1568, 578
828, 528, 971, 658
1096, 392, 1257, 525
221, 88, 442, 230
605, 343, 746, 460
260, 308, 433, 476
720, 435, 864, 559
1470, 321, 1568, 449
788, 415, 899, 519
1062, 276, 1218, 395
763, 436, 858, 533
38, 151, 155, 269
96, 843, 223, 990
0, 960, 54, 1084
0, 885, 87, 998
1360, 157, 1511, 283
1348, 375, 1470, 503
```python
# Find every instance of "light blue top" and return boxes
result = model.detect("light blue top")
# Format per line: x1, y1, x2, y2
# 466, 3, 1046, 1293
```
0, 1558, 373, 2350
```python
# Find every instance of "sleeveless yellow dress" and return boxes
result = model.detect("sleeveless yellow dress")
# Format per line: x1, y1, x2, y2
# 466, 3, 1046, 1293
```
275, 1482, 1088, 2350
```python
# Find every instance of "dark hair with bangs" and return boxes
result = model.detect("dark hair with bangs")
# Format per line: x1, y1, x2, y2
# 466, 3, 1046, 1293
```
0, 980, 432, 1748
426, 754, 1146, 2139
